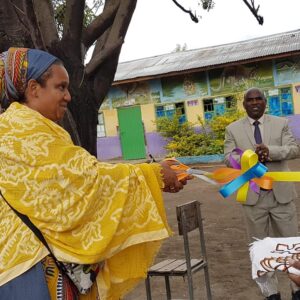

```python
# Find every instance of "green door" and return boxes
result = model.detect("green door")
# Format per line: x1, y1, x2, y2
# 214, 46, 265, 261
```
117, 106, 146, 160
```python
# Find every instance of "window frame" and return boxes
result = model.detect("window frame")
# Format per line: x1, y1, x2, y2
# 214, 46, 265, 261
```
203, 95, 237, 120
155, 101, 187, 124
97, 111, 106, 138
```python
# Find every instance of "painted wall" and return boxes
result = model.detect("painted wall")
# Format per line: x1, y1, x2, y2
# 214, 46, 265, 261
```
145, 132, 168, 158
292, 82, 300, 114
275, 56, 300, 86
97, 136, 122, 160
103, 109, 118, 136
104, 79, 162, 109
160, 73, 208, 102
185, 99, 203, 124
97, 114, 300, 160
288, 115, 300, 143
141, 104, 156, 132
97, 132, 168, 161
209, 61, 274, 95
97, 55, 300, 160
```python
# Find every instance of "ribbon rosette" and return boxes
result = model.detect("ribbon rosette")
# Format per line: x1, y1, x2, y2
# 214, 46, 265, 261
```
229, 148, 260, 194
218, 149, 272, 202
213, 149, 300, 202
168, 150, 300, 203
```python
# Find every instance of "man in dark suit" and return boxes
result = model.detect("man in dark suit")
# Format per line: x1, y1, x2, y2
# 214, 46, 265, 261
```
224, 87, 300, 300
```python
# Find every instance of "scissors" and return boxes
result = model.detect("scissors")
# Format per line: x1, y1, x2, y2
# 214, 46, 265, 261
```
165, 158, 218, 185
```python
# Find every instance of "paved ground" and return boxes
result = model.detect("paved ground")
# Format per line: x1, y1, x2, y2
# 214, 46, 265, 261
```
123, 159, 300, 300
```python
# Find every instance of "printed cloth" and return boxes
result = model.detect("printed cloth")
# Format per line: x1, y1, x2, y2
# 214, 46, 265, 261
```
0, 47, 57, 105
0, 102, 171, 299
250, 237, 300, 279
42, 256, 100, 300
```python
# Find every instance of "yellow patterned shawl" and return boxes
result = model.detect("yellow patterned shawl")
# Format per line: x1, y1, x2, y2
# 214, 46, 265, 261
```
0, 102, 172, 299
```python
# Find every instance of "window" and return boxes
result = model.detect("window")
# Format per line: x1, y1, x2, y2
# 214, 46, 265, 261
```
97, 112, 106, 137
266, 87, 293, 116
155, 102, 186, 123
203, 96, 236, 120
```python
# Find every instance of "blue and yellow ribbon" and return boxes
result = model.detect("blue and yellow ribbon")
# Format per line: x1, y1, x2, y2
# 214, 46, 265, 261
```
219, 150, 267, 200
166, 151, 300, 203
215, 149, 300, 202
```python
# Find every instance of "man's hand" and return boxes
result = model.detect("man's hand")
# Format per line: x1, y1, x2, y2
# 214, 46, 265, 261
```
255, 143, 270, 163
159, 160, 190, 193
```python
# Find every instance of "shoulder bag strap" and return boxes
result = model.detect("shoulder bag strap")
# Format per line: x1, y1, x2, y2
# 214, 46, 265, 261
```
0, 190, 67, 273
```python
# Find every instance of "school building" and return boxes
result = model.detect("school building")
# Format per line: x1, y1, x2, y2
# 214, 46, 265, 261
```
97, 29, 300, 161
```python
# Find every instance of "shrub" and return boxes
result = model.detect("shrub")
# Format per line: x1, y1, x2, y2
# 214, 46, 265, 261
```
155, 110, 244, 157
155, 115, 194, 138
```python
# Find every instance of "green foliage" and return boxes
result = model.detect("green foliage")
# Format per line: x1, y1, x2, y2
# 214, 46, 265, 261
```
201, 0, 215, 11
156, 110, 244, 157
156, 115, 194, 138
208, 110, 245, 141
53, 0, 66, 34
172, 43, 188, 52
53, 0, 103, 36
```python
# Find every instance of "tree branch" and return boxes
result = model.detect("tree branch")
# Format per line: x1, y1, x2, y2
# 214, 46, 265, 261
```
85, 0, 137, 77
171, 0, 199, 23
62, 0, 85, 59
82, 0, 119, 50
22, 0, 46, 49
85, 36, 123, 75
0, 0, 33, 51
31, 0, 59, 50
85, 0, 136, 104
242, 0, 263, 25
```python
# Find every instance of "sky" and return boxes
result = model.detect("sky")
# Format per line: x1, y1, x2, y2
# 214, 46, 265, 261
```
118, 0, 300, 62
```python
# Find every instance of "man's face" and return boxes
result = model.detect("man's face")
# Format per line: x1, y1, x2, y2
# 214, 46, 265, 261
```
34, 64, 71, 122
243, 89, 266, 120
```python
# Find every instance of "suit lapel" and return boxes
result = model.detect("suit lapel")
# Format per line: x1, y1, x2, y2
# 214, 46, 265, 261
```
263, 114, 271, 145
242, 117, 256, 146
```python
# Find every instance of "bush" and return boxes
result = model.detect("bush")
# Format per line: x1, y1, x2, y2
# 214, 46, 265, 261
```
208, 110, 245, 140
155, 115, 194, 138
155, 111, 244, 157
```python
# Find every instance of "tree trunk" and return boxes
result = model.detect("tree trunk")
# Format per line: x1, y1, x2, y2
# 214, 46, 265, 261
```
0, 0, 137, 156
0, 0, 33, 52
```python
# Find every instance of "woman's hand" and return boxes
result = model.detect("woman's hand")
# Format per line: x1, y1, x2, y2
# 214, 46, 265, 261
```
287, 259, 300, 286
159, 160, 190, 193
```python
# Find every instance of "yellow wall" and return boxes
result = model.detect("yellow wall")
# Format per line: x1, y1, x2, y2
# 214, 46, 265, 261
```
141, 104, 156, 132
102, 109, 118, 136
292, 83, 300, 114
102, 105, 157, 136
237, 98, 244, 111
185, 99, 204, 124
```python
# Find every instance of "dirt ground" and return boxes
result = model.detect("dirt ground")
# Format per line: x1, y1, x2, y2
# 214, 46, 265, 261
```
124, 158, 300, 300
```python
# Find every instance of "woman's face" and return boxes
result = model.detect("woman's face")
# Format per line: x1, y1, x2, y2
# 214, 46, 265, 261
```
26, 64, 71, 122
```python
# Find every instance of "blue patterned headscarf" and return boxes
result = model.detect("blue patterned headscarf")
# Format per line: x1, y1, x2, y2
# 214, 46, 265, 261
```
0, 47, 58, 107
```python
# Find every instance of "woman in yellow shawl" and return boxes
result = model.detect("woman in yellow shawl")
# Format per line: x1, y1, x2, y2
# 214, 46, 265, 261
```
0, 48, 188, 300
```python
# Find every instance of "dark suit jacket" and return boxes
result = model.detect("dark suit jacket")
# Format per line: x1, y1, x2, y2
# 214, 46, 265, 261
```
224, 114, 300, 205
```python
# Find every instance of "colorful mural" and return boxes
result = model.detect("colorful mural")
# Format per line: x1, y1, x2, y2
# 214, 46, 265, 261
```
105, 79, 162, 109
209, 61, 274, 95
102, 58, 300, 112
98, 54, 300, 161
276, 56, 300, 85
161, 73, 208, 102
